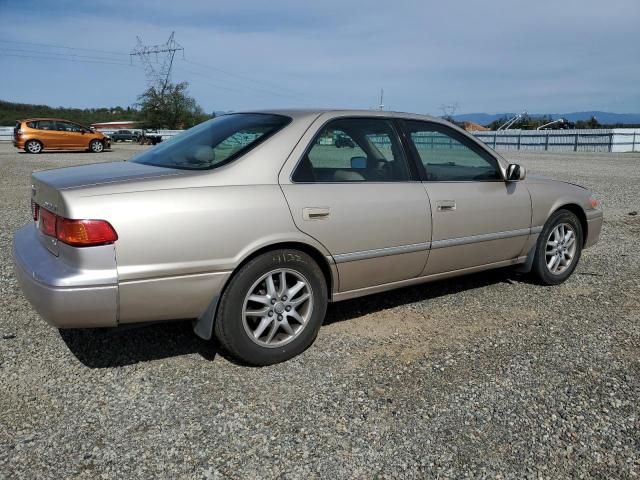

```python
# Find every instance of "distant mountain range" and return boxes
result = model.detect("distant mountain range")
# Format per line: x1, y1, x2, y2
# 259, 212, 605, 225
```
452, 111, 640, 126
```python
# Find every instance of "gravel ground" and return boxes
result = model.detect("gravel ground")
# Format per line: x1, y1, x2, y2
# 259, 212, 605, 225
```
1, 144, 638, 479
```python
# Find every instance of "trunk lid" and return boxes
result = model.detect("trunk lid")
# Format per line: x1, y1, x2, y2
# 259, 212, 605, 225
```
30, 161, 181, 256
32, 161, 180, 190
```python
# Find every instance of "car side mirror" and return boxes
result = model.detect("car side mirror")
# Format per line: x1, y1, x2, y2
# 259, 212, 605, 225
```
350, 156, 367, 169
506, 163, 526, 181
80, 129, 86, 134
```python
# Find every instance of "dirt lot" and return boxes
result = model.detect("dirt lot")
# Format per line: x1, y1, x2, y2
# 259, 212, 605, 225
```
1, 143, 638, 479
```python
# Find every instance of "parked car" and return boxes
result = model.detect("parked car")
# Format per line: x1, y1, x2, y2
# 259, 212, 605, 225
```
334, 132, 355, 148
110, 129, 140, 142
137, 129, 163, 145
13, 118, 110, 153
13, 110, 602, 365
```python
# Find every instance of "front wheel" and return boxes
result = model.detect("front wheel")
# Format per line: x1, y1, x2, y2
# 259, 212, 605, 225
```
214, 249, 328, 366
89, 139, 104, 153
532, 209, 583, 285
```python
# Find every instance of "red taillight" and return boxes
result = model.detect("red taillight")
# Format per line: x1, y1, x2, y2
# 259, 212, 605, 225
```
56, 217, 118, 247
35, 205, 118, 247
39, 208, 57, 237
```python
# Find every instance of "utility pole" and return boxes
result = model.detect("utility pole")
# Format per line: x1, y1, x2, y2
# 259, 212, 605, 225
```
378, 88, 384, 111
130, 32, 184, 93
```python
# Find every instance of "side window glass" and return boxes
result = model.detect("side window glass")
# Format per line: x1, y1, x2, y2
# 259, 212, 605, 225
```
307, 129, 366, 169
404, 121, 501, 181
57, 122, 82, 132
293, 118, 410, 183
212, 128, 272, 163
37, 120, 56, 130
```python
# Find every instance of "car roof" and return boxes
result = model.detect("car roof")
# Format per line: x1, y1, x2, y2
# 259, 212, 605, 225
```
235, 108, 441, 122
19, 118, 83, 123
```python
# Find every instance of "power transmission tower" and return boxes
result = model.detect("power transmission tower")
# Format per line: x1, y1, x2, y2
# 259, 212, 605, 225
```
130, 32, 184, 92
439, 102, 459, 119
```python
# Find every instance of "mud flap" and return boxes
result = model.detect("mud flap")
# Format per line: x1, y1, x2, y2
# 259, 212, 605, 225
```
515, 245, 536, 273
192, 295, 220, 340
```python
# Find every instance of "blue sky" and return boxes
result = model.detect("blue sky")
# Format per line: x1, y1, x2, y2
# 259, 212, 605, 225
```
0, 0, 638, 114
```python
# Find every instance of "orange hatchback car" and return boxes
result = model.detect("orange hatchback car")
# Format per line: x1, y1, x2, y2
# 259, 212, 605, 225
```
13, 118, 110, 154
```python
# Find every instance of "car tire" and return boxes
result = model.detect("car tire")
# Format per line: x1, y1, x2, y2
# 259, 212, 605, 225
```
89, 139, 104, 153
214, 249, 328, 366
25, 140, 42, 154
532, 209, 583, 285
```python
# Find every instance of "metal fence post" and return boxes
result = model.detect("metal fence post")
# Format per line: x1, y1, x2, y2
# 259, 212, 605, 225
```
633, 131, 637, 152
545, 131, 549, 151
574, 133, 579, 152
517, 133, 521, 150
609, 133, 613, 152
493, 132, 497, 149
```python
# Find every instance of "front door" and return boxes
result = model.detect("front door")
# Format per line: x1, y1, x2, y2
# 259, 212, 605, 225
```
401, 120, 531, 275
280, 117, 432, 293
56, 121, 86, 149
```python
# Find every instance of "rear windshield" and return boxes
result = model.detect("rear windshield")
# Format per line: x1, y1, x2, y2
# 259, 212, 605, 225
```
130, 113, 291, 170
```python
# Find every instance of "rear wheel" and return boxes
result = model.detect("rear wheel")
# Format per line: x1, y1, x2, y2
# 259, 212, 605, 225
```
214, 249, 328, 366
25, 140, 42, 154
89, 139, 104, 153
532, 209, 583, 285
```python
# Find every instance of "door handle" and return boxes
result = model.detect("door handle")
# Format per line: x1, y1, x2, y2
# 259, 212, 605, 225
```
303, 207, 330, 220
436, 200, 456, 211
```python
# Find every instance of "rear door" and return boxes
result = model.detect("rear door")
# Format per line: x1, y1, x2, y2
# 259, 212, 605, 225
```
280, 116, 432, 293
34, 120, 64, 148
400, 120, 531, 275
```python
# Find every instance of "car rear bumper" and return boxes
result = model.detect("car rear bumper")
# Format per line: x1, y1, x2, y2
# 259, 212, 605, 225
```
584, 209, 603, 248
12, 224, 118, 328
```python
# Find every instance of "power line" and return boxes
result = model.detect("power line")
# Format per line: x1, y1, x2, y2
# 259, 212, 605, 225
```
0, 52, 138, 67
1, 47, 134, 64
0, 38, 128, 56
174, 66, 263, 94
182, 58, 304, 98
1, 37, 303, 99
176, 62, 303, 100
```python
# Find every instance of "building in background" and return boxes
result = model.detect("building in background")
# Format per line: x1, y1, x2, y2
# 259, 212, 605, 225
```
91, 120, 140, 131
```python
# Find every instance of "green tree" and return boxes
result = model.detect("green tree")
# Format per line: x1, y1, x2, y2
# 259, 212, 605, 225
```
137, 81, 209, 129
576, 116, 601, 129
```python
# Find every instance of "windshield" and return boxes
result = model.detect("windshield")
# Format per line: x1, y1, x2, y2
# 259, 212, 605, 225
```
130, 113, 291, 170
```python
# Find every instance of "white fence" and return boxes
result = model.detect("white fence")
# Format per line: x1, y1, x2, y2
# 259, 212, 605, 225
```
0, 126, 184, 142
2, 125, 639, 152
96, 129, 184, 141
472, 128, 640, 152
0, 126, 13, 142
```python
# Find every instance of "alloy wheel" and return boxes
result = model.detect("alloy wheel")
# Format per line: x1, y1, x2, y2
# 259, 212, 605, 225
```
545, 222, 577, 275
242, 268, 314, 348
